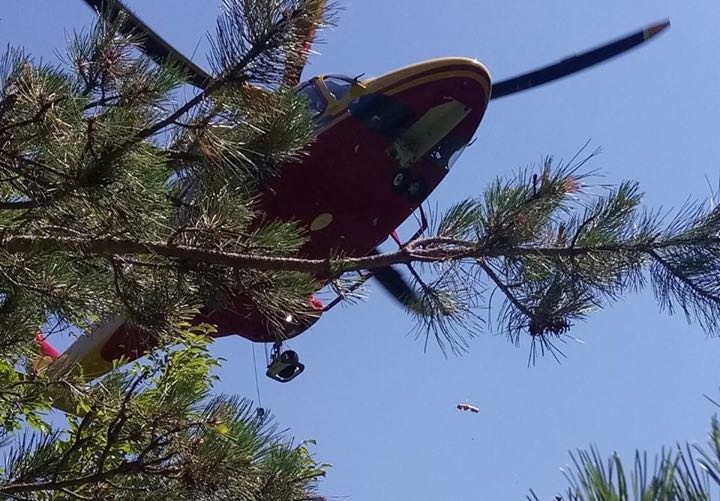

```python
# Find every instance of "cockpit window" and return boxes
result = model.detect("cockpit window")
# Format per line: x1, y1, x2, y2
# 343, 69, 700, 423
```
296, 81, 327, 118
431, 138, 468, 171
322, 75, 355, 101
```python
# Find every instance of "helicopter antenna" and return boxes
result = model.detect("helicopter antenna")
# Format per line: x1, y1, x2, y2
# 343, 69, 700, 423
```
490, 20, 670, 100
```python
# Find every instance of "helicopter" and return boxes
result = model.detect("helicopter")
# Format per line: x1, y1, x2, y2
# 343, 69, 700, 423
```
36, 0, 669, 383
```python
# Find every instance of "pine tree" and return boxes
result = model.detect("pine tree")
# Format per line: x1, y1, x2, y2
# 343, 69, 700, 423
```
2, 0, 720, 498
0, 1, 331, 498
529, 399, 720, 500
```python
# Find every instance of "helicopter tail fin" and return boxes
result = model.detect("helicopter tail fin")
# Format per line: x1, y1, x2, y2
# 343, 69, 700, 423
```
30, 320, 144, 415
31, 332, 60, 376
28, 333, 88, 415
45, 317, 130, 382
35, 332, 59, 359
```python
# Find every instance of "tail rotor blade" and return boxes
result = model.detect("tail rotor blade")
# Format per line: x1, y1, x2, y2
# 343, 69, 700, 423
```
82, 0, 213, 89
490, 20, 670, 100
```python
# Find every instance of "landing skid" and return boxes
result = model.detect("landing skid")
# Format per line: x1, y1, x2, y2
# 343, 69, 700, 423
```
322, 204, 428, 312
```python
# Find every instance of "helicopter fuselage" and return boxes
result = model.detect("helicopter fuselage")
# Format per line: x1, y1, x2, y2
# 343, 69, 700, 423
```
269, 58, 491, 260
47, 58, 492, 378
197, 57, 492, 342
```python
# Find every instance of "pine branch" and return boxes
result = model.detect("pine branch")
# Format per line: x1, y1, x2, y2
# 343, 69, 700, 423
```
650, 248, 720, 308
128, 1, 319, 145
0, 459, 160, 496
478, 259, 536, 323
0, 96, 66, 135
0, 233, 714, 276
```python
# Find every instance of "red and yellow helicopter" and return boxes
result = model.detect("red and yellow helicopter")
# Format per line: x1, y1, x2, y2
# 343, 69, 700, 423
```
36, 0, 670, 383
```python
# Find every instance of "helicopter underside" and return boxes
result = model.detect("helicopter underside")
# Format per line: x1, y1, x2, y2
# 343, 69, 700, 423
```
53, 60, 492, 377
202, 59, 492, 343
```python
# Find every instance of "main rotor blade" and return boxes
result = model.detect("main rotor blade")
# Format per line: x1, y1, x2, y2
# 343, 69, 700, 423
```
82, 0, 213, 89
490, 20, 670, 100
282, 0, 327, 87
369, 249, 422, 310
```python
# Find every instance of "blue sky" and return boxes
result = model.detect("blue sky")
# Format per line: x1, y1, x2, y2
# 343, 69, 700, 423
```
3, 0, 720, 498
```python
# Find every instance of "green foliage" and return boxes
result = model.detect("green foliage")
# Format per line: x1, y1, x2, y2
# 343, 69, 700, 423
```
529, 412, 720, 500
403, 147, 720, 360
210, 0, 335, 88
0, 325, 328, 499
0, 0, 328, 349
0, 358, 53, 436
0, 1, 332, 498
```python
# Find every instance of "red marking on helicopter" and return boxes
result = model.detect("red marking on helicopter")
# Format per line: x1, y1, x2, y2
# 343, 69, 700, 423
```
35, 332, 59, 359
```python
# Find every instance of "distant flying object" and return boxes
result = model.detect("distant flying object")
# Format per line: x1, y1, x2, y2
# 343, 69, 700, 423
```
36, 0, 669, 383
457, 403, 480, 413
